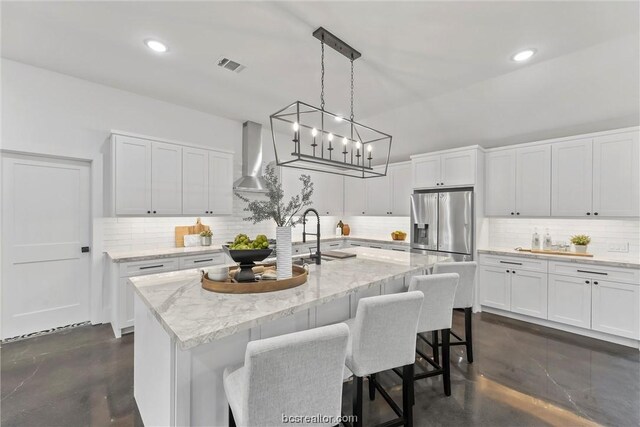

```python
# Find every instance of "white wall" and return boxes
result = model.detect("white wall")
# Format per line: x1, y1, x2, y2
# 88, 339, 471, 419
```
342, 216, 411, 241
487, 217, 640, 257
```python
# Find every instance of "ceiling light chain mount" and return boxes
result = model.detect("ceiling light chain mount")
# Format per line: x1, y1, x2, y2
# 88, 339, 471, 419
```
270, 27, 392, 178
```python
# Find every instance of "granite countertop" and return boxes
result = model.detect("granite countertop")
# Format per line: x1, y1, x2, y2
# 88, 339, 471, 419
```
106, 236, 409, 263
478, 248, 640, 269
128, 247, 448, 350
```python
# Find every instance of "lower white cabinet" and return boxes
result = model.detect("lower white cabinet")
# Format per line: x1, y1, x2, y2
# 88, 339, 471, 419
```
548, 275, 592, 328
479, 266, 511, 310
510, 269, 547, 319
592, 280, 640, 339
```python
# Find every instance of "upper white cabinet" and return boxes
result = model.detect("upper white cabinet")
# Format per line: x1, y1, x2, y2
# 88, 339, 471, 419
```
344, 177, 366, 215
114, 135, 152, 215
390, 163, 412, 216
365, 167, 389, 216
551, 138, 593, 217
343, 162, 411, 216
485, 145, 551, 216
151, 142, 182, 215
281, 168, 343, 216
110, 133, 233, 216
412, 148, 477, 189
592, 132, 639, 217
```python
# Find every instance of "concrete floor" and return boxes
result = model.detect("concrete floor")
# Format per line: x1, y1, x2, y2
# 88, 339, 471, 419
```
1, 312, 638, 426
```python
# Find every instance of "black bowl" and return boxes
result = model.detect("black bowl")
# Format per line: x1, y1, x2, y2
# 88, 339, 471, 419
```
222, 246, 273, 282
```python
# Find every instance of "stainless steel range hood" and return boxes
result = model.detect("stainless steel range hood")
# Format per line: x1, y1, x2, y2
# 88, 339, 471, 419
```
233, 121, 268, 193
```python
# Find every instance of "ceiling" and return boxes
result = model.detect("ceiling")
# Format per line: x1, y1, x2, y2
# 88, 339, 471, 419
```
2, 1, 639, 161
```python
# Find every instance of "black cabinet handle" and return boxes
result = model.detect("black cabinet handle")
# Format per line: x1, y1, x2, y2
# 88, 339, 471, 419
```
594, 212, 598, 216
594, 281, 599, 285
140, 264, 164, 270
585, 280, 590, 284
193, 258, 214, 263
577, 270, 608, 275
516, 212, 520, 215
392, 248, 405, 252
512, 270, 516, 274
506, 269, 510, 273
153, 210, 157, 214
147, 210, 151, 214
499, 261, 522, 265
586, 212, 591, 215
511, 212, 514, 215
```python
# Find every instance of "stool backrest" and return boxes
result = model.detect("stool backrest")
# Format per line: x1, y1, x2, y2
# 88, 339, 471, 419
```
408, 273, 459, 333
348, 291, 424, 377
243, 323, 349, 426
433, 261, 477, 309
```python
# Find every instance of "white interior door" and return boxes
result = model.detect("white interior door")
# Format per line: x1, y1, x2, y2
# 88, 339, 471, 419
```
2, 154, 91, 339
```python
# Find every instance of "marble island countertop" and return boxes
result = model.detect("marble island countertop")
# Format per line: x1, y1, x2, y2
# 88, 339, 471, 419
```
478, 248, 639, 269
129, 247, 449, 350
106, 235, 409, 263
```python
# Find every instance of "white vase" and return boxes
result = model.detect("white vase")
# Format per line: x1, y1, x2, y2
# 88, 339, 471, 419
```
574, 244, 588, 254
276, 226, 293, 280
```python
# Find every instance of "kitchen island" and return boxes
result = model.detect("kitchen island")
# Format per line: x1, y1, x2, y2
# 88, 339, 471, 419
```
130, 247, 449, 426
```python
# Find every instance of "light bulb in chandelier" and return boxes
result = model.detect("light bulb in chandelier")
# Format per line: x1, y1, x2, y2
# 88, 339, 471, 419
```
367, 145, 372, 152
293, 122, 299, 131
342, 137, 348, 145
356, 141, 361, 149
328, 133, 334, 142
311, 128, 318, 137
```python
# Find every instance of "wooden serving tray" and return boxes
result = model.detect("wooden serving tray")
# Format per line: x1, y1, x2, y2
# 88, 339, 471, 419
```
201, 264, 308, 294
517, 248, 594, 257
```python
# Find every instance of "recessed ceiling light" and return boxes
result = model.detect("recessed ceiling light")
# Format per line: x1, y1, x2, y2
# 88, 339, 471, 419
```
511, 49, 536, 62
145, 39, 168, 53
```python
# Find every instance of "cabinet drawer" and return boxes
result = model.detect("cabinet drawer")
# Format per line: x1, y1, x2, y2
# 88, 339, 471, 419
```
479, 254, 547, 273
548, 261, 639, 285
179, 253, 227, 270
120, 258, 180, 277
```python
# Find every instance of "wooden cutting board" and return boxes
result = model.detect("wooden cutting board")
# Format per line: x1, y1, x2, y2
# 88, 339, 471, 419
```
323, 250, 357, 259
517, 248, 594, 257
175, 218, 211, 247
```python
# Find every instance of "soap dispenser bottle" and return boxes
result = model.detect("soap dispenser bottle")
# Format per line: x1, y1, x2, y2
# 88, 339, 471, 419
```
543, 228, 552, 251
531, 228, 541, 250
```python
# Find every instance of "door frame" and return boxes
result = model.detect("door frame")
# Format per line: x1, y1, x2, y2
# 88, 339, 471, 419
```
1, 150, 101, 332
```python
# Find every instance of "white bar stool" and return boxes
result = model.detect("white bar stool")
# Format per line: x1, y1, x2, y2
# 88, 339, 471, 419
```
223, 323, 349, 427
433, 262, 477, 363
343, 291, 424, 427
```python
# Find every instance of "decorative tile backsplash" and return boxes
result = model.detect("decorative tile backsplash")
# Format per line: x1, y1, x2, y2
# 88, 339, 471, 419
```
487, 218, 640, 257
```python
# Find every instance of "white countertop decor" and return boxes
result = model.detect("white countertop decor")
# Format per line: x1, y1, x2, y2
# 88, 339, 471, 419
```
128, 247, 448, 350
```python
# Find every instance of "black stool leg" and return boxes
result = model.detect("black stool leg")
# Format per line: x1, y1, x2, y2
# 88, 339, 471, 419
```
368, 373, 376, 401
464, 307, 474, 363
432, 330, 439, 364
402, 364, 414, 427
442, 328, 451, 396
353, 376, 364, 427
228, 405, 236, 427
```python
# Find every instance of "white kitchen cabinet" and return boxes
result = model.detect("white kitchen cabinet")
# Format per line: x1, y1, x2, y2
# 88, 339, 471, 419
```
412, 148, 476, 189
592, 280, 640, 339
151, 141, 182, 215
510, 269, 547, 319
479, 265, 511, 310
344, 177, 366, 215
182, 147, 210, 215
484, 150, 516, 216
390, 163, 412, 216
592, 132, 640, 217
551, 138, 593, 217
306, 170, 343, 216
547, 275, 592, 329
208, 151, 233, 215
365, 167, 390, 216
115, 135, 152, 215
515, 145, 551, 216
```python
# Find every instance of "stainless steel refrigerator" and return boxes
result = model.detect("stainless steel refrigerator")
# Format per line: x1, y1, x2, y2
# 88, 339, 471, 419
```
410, 189, 474, 261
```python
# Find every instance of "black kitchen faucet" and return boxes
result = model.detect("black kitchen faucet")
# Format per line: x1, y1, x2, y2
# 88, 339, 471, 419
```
302, 208, 321, 265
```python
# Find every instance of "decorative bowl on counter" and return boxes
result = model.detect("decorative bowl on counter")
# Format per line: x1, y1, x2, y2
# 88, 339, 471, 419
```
391, 231, 407, 241
222, 245, 273, 282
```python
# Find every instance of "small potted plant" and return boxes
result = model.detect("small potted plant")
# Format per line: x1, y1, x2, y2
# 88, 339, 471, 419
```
200, 229, 213, 246
570, 234, 591, 253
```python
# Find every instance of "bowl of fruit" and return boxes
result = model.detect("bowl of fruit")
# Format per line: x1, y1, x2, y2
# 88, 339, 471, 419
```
391, 230, 407, 241
223, 234, 272, 282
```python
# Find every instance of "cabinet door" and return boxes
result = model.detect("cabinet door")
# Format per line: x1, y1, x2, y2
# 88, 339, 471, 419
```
551, 139, 593, 216
151, 142, 182, 215
120, 278, 135, 330
484, 150, 516, 216
593, 132, 640, 217
306, 170, 328, 215
441, 149, 476, 187
510, 269, 548, 319
365, 168, 390, 215
182, 147, 210, 215
412, 156, 440, 189
115, 136, 152, 215
390, 163, 411, 216
479, 266, 511, 310
322, 173, 344, 216
344, 177, 367, 215
516, 145, 551, 216
592, 280, 639, 339
548, 275, 591, 328
208, 152, 233, 215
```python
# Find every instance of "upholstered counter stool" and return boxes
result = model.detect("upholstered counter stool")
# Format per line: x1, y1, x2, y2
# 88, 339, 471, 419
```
433, 262, 477, 363
343, 292, 424, 427
223, 323, 349, 427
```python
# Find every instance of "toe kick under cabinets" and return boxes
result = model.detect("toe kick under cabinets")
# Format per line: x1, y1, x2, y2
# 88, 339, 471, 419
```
479, 253, 640, 347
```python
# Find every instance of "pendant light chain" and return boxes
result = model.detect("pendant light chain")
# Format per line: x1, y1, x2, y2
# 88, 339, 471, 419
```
320, 41, 325, 111
350, 58, 355, 122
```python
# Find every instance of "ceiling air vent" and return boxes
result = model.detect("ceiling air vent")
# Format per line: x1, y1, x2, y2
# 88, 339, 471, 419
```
217, 57, 245, 73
